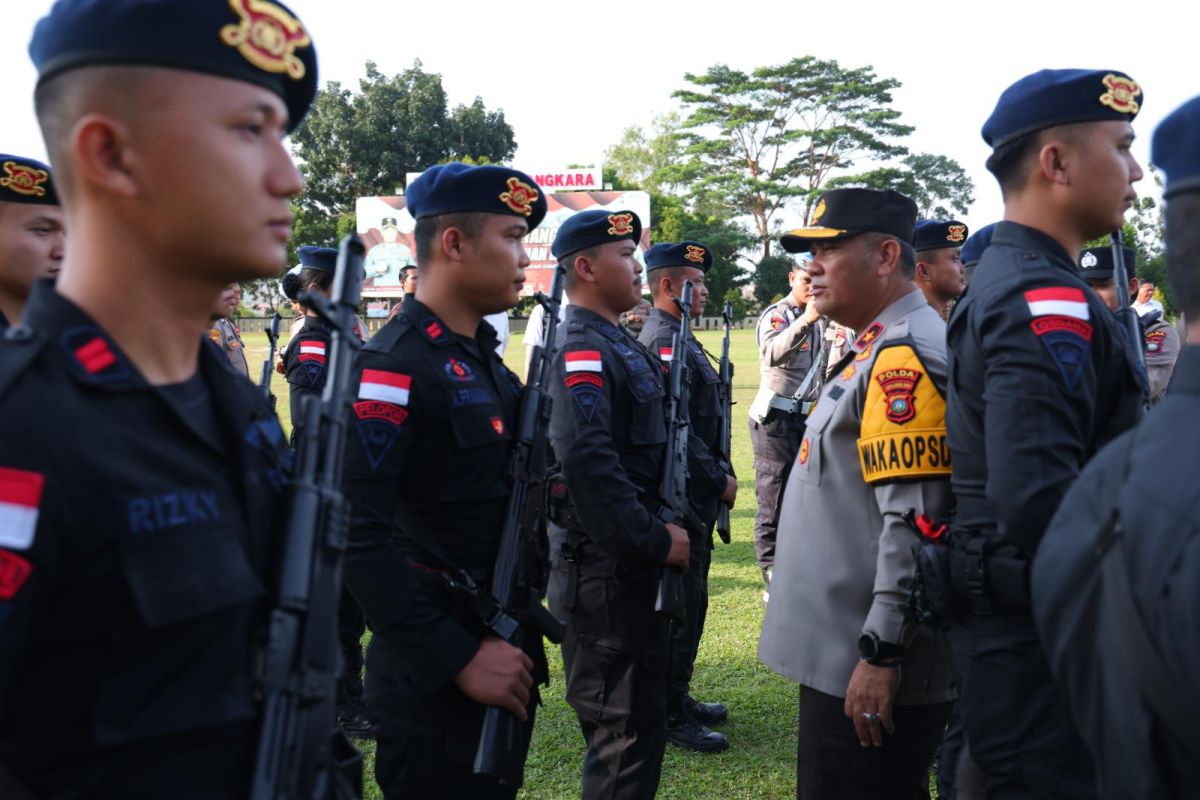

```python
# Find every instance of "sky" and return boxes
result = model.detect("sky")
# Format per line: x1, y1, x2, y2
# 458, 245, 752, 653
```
3, 0, 1196, 240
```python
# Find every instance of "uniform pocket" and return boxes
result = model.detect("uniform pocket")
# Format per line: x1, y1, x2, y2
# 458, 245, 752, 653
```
120, 520, 263, 628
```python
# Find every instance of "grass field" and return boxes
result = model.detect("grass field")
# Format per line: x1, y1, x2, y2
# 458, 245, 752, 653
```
244, 326, 803, 799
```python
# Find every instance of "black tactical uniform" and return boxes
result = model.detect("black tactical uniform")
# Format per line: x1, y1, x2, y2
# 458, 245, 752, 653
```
1032, 347, 1200, 799
0, 284, 292, 796
547, 304, 674, 800
341, 297, 545, 798
283, 314, 333, 442
637, 306, 729, 748
945, 221, 1143, 795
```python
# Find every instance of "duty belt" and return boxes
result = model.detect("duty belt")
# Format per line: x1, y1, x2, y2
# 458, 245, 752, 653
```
768, 394, 815, 416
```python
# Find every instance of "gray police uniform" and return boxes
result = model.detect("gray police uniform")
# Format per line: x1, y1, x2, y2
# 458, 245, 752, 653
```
1032, 345, 1200, 798
759, 289, 955, 793
1143, 314, 1180, 404
209, 317, 249, 377
747, 297, 821, 579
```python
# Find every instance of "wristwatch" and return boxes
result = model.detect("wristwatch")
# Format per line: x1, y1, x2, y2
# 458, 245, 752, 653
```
858, 631, 905, 667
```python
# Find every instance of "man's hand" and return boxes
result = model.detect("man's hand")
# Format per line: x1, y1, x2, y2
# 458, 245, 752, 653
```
720, 474, 738, 505
665, 522, 690, 572
453, 637, 534, 720
844, 659, 901, 747
802, 297, 821, 324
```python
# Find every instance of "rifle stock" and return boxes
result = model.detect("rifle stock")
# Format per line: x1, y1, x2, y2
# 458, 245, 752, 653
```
250, 234, 365, 800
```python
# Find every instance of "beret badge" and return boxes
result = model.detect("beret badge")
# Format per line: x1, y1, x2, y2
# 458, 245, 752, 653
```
946, 224, 967, 243
607, 213, 634, 236
684, 245, 706, 263
0, 161, 49, 197
498, 177, 538, 216
1081, 251, 1099, 268
1099, 74, 1140, 115
219, 0, 311, 80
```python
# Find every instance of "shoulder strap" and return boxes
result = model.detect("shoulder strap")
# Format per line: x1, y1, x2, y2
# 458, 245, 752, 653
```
0, 326, 48, 405
1099, 436, 1200, 760
362, 314, 414, 355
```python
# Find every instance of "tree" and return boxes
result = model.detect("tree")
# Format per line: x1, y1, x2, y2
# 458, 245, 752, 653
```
826, 153, 974, 218
665, 58, 915, 261
752, 253, 795, 309
605, 113, 684, 195
288, 60, 517, 260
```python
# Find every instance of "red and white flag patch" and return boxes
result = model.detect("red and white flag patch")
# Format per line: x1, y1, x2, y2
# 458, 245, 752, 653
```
565, 351, 602, 372
658, 347, 673, 362
1024, 287, 1089, 321
358, 369, 411, 406
0, 467, 44, 550
298, 340, 327, 363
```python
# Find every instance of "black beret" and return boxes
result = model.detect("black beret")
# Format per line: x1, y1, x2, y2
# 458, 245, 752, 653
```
983, 69, 1142, 150
406, 163, 547, 230
913, 219, 969, 252
1152, 95, 1200, 199
29, 0, 318, 134
781, 189, 917, 253
644, 241, 712, 272
297, 245, 337, 274
0, 154, 59, 205
1078, 246, 1137, 280
551, 209, 642, 260
960, 223, 997, 267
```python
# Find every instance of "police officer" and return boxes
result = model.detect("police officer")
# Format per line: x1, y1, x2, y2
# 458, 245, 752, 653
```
283, 245, 339, 441
960, 222, 996, 288
0, 154, 63, 327
1032, 92, 1200, 800
1078, 245, 1180, 405
340, 163, 548, 798
400, 262, 418, 296
913, 218, 968, 319
748, 255, 822, 594
545, 209, 690, 799
209, 282, 250, 377
638, 241, 737, 753
0, 0, 320, 794
945, 69, 1146, 796
759, 188, 956, 798
280, 246, 375, 739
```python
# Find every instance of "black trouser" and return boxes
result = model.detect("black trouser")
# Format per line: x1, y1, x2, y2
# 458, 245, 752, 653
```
365, 661, 537, 800
748, 410, 805, 576
668, 536, 712, 713
548, 533, 671, 800
948, 612, 1095, 799
797, 685, 953, 800
337, 585, 366, 701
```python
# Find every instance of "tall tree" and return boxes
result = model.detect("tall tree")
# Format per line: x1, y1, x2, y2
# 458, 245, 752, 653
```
827, 153, 974, 218
666, 58, 914, 261
288, 60, 516, 257
605, 113, 684, 195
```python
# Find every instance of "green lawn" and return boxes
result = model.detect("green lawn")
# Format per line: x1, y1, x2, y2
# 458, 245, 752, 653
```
243, 327, 802, 799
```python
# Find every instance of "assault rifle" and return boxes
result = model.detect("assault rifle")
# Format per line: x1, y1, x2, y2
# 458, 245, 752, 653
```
714, 300, 735, 545
473, 265, 568, 780
250, 234, 365, 799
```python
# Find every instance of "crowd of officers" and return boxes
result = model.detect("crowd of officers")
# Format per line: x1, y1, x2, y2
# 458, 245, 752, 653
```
0, 2, 1199, 799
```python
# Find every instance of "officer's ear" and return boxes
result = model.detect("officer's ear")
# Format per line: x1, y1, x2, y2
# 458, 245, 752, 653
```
915, 258, 933, 282
874, 236, 903, 277
572, 253, 596, 285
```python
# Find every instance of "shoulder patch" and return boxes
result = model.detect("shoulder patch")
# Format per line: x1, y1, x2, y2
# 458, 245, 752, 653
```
857, 345, 951, 484
1145, 329, 1166, 353
298, 340, 326, 363
769, 316, 786, 331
